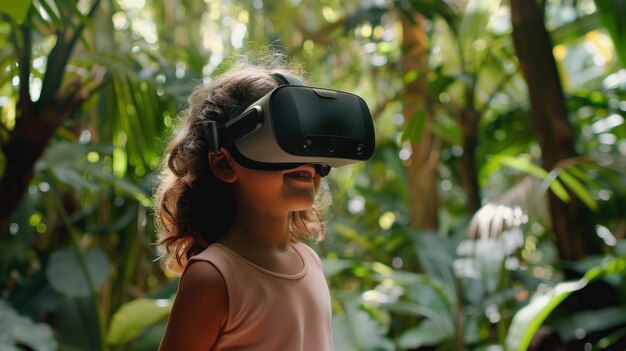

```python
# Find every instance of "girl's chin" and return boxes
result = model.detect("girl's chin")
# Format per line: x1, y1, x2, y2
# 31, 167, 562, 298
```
289, 204, 315, 212
285, 199, 316, 212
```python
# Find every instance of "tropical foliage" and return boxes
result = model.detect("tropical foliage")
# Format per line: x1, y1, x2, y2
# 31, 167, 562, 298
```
1, 0, 625, 350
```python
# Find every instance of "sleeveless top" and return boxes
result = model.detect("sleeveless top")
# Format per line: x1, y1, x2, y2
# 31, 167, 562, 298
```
184, 241, 334, 351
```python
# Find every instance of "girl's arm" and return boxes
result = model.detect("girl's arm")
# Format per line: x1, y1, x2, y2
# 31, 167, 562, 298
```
159, 261, 228, 350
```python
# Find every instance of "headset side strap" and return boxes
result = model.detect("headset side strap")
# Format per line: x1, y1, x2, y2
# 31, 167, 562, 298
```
271, 72, 305, 86
208, 107, 263, 153
208, 120, 220, 153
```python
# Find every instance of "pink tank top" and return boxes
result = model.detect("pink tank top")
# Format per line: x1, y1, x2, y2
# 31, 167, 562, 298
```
185, 241, 334, 350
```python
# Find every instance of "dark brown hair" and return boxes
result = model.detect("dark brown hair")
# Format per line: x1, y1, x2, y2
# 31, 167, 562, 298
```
154, 63, 325, 273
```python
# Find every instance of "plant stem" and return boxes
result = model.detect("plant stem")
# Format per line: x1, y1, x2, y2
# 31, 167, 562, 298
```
49, 191, 109, 351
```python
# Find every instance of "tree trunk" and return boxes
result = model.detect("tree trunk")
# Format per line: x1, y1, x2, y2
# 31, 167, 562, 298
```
402, 12, 464, 351
0, 2, 97, 236
0, 88, 85, 236
510, 0, 603, 260
401, 14, 439, 230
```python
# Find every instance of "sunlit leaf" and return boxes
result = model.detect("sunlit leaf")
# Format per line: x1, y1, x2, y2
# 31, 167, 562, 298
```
551, 13, 601, 45
506, 257, 626, 351
457, 0, 502, 69
594, 0, 626, 67
401, 109, 426, 144
506, 279, 588, 351
555, 168, 598, 210
0, 0, 32, 23
74, 164, 152, 206
496, 156, 570, 203
38, 141, 152, 205
107, 298, 172, 345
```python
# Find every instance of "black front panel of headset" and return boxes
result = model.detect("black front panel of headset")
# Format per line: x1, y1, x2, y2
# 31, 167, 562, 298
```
269, 86, 375, 160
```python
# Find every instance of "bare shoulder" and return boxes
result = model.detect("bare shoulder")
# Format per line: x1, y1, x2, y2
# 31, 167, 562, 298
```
180, 260, 227, 292
175, 260, 229, 318
159, 260, 228, 351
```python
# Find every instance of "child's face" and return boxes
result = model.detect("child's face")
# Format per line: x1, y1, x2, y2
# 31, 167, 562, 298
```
232, 163, 322, 215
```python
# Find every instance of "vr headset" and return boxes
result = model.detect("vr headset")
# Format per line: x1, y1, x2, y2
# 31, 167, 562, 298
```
207, 72, 375, 176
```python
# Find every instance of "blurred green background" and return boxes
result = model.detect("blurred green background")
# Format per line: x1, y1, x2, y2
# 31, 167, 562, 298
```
1, 0, 626, 350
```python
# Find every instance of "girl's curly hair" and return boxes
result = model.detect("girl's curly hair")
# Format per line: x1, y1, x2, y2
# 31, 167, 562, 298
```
154, 63, 326, 273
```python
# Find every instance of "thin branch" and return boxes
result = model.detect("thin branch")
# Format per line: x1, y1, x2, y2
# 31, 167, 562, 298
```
18, 21, 32, 111
293, 16, 347, 46
66, 0, 102, 57
5, 11, 33, 117
47, 190, 109, 351
482, 61, 521, 111
39, 0, 101, 105
0, 122, 11, 147
371, 88, 404, 120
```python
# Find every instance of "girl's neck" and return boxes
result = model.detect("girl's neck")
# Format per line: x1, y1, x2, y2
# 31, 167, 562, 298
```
220, 209, 292, 252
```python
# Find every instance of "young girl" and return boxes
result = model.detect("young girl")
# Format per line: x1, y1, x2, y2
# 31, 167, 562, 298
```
155, 63, 334, 350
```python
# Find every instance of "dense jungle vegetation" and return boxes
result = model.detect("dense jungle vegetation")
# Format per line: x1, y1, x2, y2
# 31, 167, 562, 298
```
1, 0, 626, 350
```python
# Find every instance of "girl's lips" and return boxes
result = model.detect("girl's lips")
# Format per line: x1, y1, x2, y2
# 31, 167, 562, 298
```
283, 165, 315, 179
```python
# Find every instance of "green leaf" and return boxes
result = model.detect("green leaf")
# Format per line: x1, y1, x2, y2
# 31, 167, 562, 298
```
76, 164, 152, 206
46, 248, 111, 297
403, 0, 459, 31
409, 230, 457, 289
107, 298, 172, 345
505, 280, 588, 351
551, 13, 601, 45
506, 257, 626, 351
616, 239, 626, 257
556, 169, 598, 210
405, 282, 453, 317
0, 299, 57, 351
39, 141, 152, 205
50, 166, 99, 193
457, 0, 502, 68
332, 223, 373, 250
0, 0, 32, 23
321, 258, 353, 278
331, 312, 360, 351
497, 156, 570, 203
381, 146, 411, 206
401, 110, 427, 145
429, 117, 463, 146
427, 70, 456, 97
594, 0, 626, 68
554, 306, 626, 342
118, 322, 167, 351
396, 319, 452, 349
34, 0, 61, 28
384, 300, 454, 333
332, 295, 395, 351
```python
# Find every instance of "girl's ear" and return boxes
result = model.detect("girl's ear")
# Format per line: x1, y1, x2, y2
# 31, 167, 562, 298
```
208, 148, 238, 183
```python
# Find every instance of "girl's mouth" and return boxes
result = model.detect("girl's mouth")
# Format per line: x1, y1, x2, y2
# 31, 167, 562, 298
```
283, 167, 314, 180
